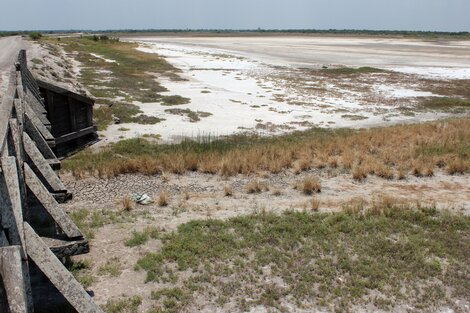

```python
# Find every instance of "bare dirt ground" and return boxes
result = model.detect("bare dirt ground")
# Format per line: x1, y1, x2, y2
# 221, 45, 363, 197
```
61, 168, 470, 312
0, 36, 32, 98
128, 36, 470, 69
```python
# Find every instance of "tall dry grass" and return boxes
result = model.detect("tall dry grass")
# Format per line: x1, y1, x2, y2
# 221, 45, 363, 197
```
65, 118, 470, 179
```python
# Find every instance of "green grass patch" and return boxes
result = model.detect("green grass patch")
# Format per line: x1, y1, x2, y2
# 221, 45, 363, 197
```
98, 257, 123, 277
135, 207, 470, 312
164, 108, 212, 122
102, 296, 142, 313
69, 208, 137, 239
66, 259, 94, 288
160, 95, 191, 106
419, 97, 470, 113
125, 226, 159, 247
48, 37, 182, 129
319, 66, 387, 75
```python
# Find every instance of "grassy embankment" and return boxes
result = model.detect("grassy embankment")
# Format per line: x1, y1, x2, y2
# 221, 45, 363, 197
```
50, 36, 190, 130
63, 117, 470, 180
69, 201, 470, 313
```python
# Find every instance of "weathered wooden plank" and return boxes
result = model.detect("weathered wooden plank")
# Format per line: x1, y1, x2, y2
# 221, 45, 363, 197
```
24, 223, 104, 313
24, 164, 82, 239
24, 112, 57, 160
55, 126, 97, 145
24, 133, 66, 193
37, 80, 94, 105
13, 99, 25, 132
42, 236, 90, 259
25, 90, 50, 128
0, 69, 17, 153
8, 119, 25, 175
0, 246, 30, 313
24, 103, 55, 145
1, 157, 26, 256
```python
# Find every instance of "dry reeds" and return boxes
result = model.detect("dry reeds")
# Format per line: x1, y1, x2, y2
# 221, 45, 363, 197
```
352, 166, 367, 181
295, 175, 321, 195
158, 191, 168, 207
245, 180, 268, 194
223, 185, 233, 197
310, 197, 320, 211
121, 196, 133, 211
65, 118, 470, 180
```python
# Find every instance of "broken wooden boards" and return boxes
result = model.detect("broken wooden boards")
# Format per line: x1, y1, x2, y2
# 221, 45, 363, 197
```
0, 52, 103, 312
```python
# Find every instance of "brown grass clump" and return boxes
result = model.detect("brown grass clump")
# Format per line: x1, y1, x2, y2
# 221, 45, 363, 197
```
295, 175, 321, 195
310, 197, 320, 211
65, 118, 470, 180
293, 156, 311, 174
158, 191, 169, 207
121, 196, 133, 211
374, 164, 394, 180
397, 168, 407, 180
245, 180, 268, 194
223, 185, 233, 197
446, 159, 467, 175
352, 166, 367, 181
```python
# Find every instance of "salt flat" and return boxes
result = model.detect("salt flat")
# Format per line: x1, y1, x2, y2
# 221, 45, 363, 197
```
98, 35, 470, 143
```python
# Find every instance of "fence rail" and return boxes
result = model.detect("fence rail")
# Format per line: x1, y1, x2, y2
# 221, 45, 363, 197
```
0, 52, 102, 312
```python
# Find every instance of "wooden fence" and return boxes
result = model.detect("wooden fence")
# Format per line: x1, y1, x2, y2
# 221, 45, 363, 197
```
0, 54, 103, 312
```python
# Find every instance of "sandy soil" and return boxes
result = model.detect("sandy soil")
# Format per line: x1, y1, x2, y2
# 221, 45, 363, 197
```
62, 169, 470, 312
96, 36, 470, 144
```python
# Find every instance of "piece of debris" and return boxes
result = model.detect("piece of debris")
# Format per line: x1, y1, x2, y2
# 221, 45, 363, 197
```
132, 193, 154, 205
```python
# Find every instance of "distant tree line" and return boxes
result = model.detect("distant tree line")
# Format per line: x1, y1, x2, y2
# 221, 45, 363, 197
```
1, 29, 470, 39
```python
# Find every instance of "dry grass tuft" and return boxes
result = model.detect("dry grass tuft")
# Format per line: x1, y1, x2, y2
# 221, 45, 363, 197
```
295, 175, 321, 195
223, 185, 233, 197
310, 197, 320, 211
245, 180, 268, 194
121, 196, 133, 211
158, 191, 169, 207
446, 159, 467, 175
374, 164, 394, 180
352, 166, 368, 181
65, 118, 470, 180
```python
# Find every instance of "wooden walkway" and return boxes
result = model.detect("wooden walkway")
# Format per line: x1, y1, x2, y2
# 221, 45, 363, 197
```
0, 53, 102, 312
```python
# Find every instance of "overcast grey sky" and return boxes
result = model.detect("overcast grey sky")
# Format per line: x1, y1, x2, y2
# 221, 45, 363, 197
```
1, 0, 469, 32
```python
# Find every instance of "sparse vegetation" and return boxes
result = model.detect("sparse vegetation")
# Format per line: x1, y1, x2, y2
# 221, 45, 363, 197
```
420, 97, 470, 112
125, 226, 159, 247
98, 257, 122, 277
63, 118, 470, 178
28, 32, 42, 40
245, 180, 268, 194
45, 37, 182, 129
121, 196, 133, 211
69, 208, 137, 239
158, 191, 169, 207
223, 185, 233, 197
319, 66, 387, 75
164, 108, 212, 122
295, 175, 321, 194
102, 296, 142, 313
135, 205, 470, 312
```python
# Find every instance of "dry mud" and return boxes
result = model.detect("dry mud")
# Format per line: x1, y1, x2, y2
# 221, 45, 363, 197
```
97, 36, 470, 144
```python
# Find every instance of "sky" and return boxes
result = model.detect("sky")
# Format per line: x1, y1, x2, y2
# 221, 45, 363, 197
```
1, 0, 469, 32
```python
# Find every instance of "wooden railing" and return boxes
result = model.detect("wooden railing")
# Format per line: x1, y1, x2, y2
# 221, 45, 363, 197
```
0, 55, 103, 312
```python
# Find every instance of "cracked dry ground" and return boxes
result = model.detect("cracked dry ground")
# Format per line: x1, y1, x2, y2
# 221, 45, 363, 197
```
60, 169, 470, 311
